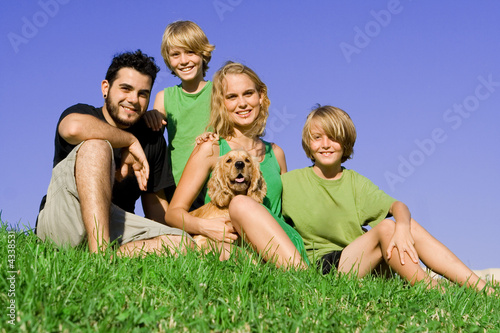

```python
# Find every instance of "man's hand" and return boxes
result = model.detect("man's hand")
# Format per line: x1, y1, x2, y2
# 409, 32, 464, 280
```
117, 140, 150, 191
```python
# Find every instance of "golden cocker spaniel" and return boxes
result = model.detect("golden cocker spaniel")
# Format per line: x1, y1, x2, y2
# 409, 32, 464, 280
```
190, 149, 267, 258
192, 149, 267, 217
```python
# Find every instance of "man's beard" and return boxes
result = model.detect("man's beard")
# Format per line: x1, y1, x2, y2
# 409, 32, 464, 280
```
105, 97, 140, 128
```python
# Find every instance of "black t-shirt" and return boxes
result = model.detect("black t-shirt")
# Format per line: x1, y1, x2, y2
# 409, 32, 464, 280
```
49, 103, 174, 213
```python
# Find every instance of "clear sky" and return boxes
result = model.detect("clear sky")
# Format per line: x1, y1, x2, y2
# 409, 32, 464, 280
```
1, 1, 499, 269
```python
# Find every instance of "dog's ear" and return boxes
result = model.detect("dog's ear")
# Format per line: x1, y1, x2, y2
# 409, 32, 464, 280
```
208, 157, 233, 208
248, 160, 267, 203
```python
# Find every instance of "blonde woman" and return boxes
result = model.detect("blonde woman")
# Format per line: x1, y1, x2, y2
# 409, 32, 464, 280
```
165, 62, 308, 269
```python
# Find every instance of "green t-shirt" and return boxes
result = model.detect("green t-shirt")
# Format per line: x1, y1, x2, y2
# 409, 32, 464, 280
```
165, 81, 212, 185
281, 167, 396, 263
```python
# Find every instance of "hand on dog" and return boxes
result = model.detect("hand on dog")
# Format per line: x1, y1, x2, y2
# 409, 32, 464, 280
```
201, 217, 238, 243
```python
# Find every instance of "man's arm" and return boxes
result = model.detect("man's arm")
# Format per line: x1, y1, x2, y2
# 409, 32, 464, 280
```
59, 113, 149, 190
141, 190, 169, 224
58, 113, 136, 147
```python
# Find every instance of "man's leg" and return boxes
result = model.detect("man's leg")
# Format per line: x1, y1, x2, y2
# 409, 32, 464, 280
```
38, 139, 194, 256
75, 139, 114, 253
108, 203, 194, 257
118, 235, 193, 257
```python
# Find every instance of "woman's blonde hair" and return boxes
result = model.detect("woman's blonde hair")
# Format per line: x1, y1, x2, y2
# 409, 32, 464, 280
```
160, 21, 215, 77
302, 105, 357, 163
208, 61, 270, 139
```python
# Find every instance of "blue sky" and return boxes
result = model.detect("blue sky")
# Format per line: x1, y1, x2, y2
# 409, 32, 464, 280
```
1, 1, 499, 269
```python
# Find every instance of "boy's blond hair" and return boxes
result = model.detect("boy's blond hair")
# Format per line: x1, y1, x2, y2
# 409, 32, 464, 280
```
161, 21, 215, 77
302, 105, 357, 163
208, 61, 270, 139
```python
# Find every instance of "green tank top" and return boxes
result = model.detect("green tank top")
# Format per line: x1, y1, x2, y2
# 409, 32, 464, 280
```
165, 81, 212, 184
205, 138, 283, 217
206, 138, 310, 264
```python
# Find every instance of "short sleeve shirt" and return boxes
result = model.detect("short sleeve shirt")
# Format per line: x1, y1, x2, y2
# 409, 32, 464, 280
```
52, 103, 174, 213
281, 167, 396, 262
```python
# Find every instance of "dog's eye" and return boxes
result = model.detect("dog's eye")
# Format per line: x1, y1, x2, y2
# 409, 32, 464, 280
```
226, 158, 232, 163
245, 158, 250, 163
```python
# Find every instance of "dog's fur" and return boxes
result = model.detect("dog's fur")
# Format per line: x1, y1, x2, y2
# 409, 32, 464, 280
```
190, 149, 267, 258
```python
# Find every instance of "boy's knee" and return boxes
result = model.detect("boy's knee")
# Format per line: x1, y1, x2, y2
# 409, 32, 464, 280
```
376, 219, 396, 236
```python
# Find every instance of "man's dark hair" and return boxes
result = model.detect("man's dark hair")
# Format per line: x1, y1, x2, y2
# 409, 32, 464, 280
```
105, 49, 160, 87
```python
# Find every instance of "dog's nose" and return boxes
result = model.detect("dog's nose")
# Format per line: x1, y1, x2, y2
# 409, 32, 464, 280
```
235, 161, 245, 169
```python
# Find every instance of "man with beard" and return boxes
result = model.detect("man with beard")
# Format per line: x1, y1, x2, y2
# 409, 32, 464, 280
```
36, 50, 193, 255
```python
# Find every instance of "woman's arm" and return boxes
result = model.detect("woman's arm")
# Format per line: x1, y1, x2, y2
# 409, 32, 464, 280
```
165, 140, 238, 243
271, 143, 288, 174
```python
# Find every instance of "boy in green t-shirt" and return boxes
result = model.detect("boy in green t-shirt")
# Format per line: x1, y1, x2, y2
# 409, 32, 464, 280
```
144, 21, 214, 209
282, 105, 493, 293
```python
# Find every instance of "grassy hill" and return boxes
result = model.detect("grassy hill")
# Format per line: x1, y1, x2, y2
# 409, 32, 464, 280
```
1, 220, 499, 332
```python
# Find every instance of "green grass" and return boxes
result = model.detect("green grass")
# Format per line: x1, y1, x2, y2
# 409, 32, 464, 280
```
1, 218, 499, 332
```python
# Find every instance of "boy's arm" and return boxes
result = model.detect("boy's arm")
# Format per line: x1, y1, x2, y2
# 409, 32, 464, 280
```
144, 90, 167, 131
386, 201, 419, 265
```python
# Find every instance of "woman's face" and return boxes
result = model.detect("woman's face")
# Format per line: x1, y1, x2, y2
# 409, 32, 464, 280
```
223, 73, 263, 129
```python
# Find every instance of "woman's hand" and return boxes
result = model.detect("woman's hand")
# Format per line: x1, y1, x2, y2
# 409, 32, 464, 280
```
199, 216, 238, 243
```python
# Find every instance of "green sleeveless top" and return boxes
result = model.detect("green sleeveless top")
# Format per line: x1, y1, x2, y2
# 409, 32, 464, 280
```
164, 81, 212, 184
205, 138, 283, 217
206, 138, 310, 264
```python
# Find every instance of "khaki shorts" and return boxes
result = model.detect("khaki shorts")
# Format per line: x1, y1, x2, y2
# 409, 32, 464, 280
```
37, 141, 190, 247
